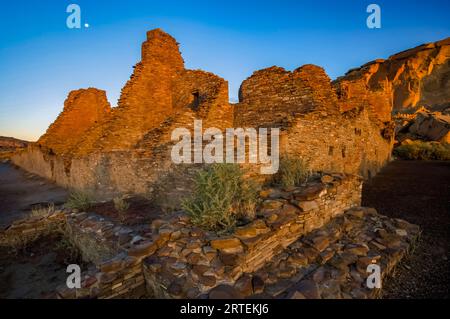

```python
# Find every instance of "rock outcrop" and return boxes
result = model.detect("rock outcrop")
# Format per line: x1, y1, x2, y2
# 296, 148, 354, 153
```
0, 136, 28, 150
395, 107, 450, 143
334, 37, 450, 118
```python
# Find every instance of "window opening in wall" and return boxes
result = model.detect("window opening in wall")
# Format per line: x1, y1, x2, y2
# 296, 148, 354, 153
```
192, 91, 200, 110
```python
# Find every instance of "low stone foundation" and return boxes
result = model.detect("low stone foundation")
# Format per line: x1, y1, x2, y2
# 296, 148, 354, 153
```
0, 210, 66, 246
56, 212, 152, 299
0, 209, 150, 299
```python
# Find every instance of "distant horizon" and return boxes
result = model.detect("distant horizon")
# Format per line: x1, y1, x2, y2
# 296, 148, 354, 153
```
1, 1, 449, 141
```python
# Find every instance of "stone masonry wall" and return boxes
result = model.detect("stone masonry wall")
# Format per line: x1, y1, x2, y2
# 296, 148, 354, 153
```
57, 212, 150, 299
0, 210, 66, 246
72, 29, 186, 155
235, 64, 393, 179
0, 174, 419, 299
37, 88, 111, 156
142, 174, 361, 298
0, 210, 148, 299
281, 109, 392, 178
0, 174, 360, 299
235, 65, 340, 128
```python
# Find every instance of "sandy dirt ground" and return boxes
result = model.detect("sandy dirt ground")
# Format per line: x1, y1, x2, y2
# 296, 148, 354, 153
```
0, 161, 68, 229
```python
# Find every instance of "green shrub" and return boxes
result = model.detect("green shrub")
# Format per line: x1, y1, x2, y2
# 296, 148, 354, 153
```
182, 164, 258, 233
394, 141, 450, 160
274, 156, 311, 188
65, 191, 93, 211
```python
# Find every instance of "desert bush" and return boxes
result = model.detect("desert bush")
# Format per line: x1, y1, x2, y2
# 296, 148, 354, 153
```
182, 164, 259, 233
65, 191, 93, 211
394, 141, 450, 160
274, 156, 311, 188
31, 203, 55, 218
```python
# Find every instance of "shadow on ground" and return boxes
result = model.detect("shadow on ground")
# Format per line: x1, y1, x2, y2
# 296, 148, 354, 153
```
362, 160, 450, 298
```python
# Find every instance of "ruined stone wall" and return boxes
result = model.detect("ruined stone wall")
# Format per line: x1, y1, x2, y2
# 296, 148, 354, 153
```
333, 60, 393, 123
282, 109, 392, 178
13, 29, 233, 202
235, 64, 393, 178
235, 65, 339, 128
14, 30, 447, 203
1, 176, 420, 299
72, 29, 185, 155
0, 210, 66, 245
12, 145, 177, 199
37, 88, 111, 156
13, 146, 141, 197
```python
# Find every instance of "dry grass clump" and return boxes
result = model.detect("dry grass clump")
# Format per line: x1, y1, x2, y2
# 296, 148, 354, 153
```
31, 203, 55, 218
113, 196, 130, 223
113, 196, 130, 212
1, 223, 54, 256
274, 156, 311, 188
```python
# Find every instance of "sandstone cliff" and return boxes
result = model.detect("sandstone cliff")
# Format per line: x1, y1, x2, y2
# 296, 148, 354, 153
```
334, 37, 450, 120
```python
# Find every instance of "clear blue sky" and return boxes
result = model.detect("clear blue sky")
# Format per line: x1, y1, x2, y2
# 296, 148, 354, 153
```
0, 0, 449, 141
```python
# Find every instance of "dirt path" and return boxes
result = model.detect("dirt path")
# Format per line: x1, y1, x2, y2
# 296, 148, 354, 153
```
362, 160, 450, 298
0, 161, 68, 229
